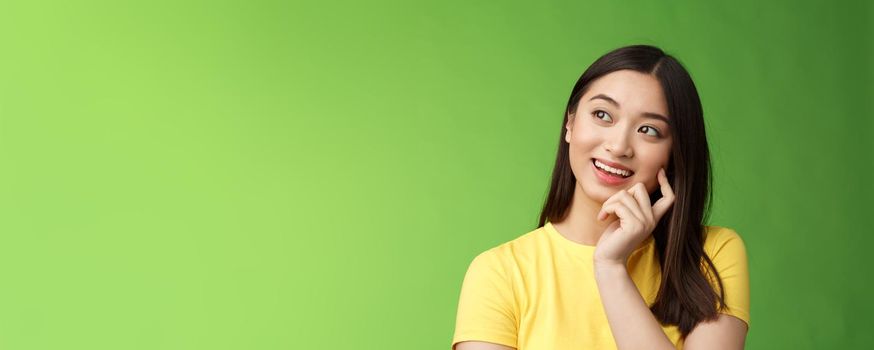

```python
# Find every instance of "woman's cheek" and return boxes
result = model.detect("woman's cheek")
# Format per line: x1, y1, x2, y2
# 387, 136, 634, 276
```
645, 173, 659, 193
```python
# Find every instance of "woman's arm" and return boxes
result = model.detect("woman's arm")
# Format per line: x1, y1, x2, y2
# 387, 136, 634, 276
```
683, 313, 747, 349
592, 173, 747, 349
454, 341, 516, 350
592, 172, 677, 349
594, 260, 747, 350
594, 261, 676, 350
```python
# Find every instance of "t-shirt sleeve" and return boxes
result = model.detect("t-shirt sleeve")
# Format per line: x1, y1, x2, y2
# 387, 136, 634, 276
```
704, 227, 751, 328
451, 249, 518, 349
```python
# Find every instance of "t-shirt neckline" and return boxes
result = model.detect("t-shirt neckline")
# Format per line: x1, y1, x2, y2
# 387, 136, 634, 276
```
544, 221, 653, 255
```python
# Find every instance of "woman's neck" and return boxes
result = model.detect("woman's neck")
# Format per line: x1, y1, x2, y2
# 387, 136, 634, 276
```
551, 182, 615, 246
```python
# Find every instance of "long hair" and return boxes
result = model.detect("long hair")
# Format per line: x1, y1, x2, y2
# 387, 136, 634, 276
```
537, 44, 727, 338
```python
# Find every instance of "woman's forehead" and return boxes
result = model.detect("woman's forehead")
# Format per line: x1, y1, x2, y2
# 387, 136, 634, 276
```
581, 70, 669, 119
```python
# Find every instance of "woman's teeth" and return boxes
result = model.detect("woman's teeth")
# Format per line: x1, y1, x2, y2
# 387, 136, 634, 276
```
594, 159, 633, 177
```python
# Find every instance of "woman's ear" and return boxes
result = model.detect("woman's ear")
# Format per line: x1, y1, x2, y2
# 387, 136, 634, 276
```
564, 114, 574, 143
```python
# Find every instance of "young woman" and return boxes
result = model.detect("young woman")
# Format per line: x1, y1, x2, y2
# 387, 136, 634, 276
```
451, 45, 750, 350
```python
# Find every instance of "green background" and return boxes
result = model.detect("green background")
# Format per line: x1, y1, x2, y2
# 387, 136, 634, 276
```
0, 0, 871, 348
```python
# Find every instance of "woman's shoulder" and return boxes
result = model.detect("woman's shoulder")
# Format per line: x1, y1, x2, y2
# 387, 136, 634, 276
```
701, 225, 751, 326
702, 225, 747, 258
703, 225, 742, 239
470, 225, 547, 263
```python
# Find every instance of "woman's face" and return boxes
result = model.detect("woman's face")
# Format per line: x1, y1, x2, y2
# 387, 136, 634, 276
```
565, 69, 673, 203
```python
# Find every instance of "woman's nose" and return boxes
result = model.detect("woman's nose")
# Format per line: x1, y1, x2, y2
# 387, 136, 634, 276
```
604, 131, 633, 158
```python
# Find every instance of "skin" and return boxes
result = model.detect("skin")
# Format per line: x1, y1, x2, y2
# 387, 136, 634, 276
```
555, 69, 673, 247
456, 70, 747, 350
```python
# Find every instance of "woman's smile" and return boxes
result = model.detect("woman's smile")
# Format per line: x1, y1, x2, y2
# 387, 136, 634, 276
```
591, 158, 634, 186
562, 69, 673, 201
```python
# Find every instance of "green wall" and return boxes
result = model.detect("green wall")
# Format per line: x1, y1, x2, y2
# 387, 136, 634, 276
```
0, 0, 871, 348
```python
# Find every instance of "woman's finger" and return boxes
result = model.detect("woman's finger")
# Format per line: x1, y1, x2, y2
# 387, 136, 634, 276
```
627, 183, 653, 226
616, 190, 645, 224
602, 201, 642, 233
598, 189, 628, 221
652, 168, 676, 221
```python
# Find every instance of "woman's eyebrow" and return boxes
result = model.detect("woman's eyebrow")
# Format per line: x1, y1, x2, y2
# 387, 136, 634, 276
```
588, 93, 670, 124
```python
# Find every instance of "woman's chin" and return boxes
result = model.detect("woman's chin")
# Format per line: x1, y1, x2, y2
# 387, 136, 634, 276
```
579, 183, 615, 203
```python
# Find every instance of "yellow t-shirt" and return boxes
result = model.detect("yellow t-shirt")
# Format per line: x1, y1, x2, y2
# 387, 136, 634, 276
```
451, 221, 750, 350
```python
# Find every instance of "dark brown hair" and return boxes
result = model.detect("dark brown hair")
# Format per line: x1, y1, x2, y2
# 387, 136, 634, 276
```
537, 44, 727, 338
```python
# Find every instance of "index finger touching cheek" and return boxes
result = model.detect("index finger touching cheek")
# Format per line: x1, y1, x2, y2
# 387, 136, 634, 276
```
658, 167, 674, 198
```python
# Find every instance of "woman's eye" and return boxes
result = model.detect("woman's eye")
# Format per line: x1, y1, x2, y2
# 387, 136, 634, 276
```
593, 110, 612, 122
640, 126, 661, 137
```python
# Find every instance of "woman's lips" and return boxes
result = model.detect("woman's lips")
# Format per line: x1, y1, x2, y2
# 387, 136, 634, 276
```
591, 159, 633, 185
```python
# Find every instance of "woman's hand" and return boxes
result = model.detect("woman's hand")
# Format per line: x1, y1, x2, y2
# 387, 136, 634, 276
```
593, 167, 675, 266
